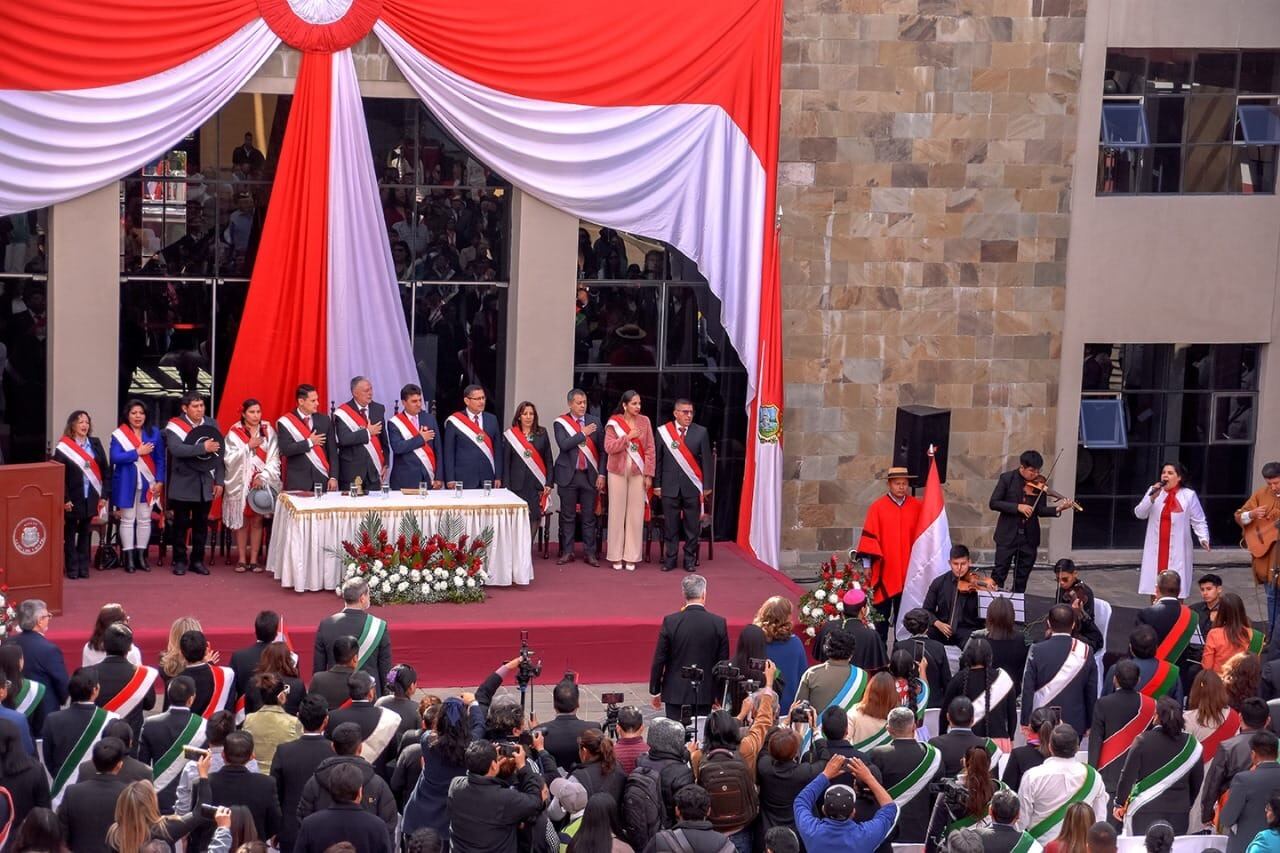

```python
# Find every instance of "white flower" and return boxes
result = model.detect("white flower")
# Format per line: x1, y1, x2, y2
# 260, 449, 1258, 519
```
852, 581, 861, 590
454, 577, 465, 587
397, 580, 409, 592
346, 562, 357, 573
465, 578, 477, 588
434, 581, 447, 591
827, 613, 839, 621
832, 578, 843, 588
372, 560, 384, 571
813, 589, 826, 602
800, 606, 812, 617
805, 626, 816, 637
455, 567, 466, 576
381, 581, 392, 594
410, 570, 421, 582
422, 582, 432, 594
835, 601, 844, 612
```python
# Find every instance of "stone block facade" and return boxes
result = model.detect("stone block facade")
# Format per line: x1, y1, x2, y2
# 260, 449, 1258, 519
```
778, 0, 1086, 568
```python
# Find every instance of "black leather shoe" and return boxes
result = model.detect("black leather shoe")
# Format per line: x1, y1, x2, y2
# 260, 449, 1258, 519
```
190, 562, 210, 576
682, 563, 695, 572
662, 564, 675, 572
124, 550, 136, 574
556, 553, 574, 565
137, 548, 151, 572
585, 555, 600, 567
172, 557, 188, 576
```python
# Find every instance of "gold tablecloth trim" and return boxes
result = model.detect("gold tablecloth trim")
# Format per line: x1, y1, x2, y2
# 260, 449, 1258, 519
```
276, 494, 527, 520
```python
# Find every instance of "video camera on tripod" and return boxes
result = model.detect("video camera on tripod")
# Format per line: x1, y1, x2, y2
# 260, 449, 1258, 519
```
511, 630, 543, 722
711, 657, 768, 707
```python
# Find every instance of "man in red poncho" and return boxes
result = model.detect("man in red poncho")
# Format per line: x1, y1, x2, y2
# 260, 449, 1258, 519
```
854, 466, 922, 642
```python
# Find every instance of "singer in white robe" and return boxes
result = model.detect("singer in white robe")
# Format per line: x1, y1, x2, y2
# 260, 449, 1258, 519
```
1134, 463, 1210, 595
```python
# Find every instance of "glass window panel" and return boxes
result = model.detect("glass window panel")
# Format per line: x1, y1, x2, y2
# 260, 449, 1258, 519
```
119, 280, 213, 425
408, 284, 506, 416
1116, 444, 1162, 496
0, 265, 48, 462
1161, 445, 1208, 488
1105, 50, 1147, 95
1208, 344, 1261, 390
1204, 444, 1252, 495
1101, 103, 1150, 145
1212, 394, 1256, 442
665, 285, 734, 369
1163, 393, 1212, 442
1117, 343, 1170, 391
1237, 104, 1280, 144
1203, 498, 1249, 545
212, 280, 249, 411
1233, 144, 1279, 193
1182, 145, 1234, 193
1172, 344, 1212, 390
1185, 97, 1235, 144
1071, 499, 1114, 548
1082, 345, 1117, 391
1111, 500, 1148, 548
1096, 146, 1148, 193
666, 244, 706, 284
1240, 51, 1280, 95
574, 282, 660, 367
1075, 447, 1119, 496
1122, 393, 1164, 443
1146, 97, 1186, 144
1193, 51, 1239, 92
1079, 400, 1128, 448
1150, 146, 1182, 192
1145, 50, 1193, 94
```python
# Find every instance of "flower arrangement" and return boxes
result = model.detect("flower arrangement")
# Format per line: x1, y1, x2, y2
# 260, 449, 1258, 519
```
796, 555, 878, 643
337, 512, 493, 605
0, 584, 15, 638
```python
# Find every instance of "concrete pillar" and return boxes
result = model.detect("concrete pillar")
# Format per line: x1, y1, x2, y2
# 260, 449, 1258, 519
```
504, 190, 578, 423
48, 183, 119, 441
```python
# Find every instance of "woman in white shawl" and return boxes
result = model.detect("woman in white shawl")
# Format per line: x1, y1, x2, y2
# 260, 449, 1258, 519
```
1135, 461, 1210, 595
223, 397, 281, 573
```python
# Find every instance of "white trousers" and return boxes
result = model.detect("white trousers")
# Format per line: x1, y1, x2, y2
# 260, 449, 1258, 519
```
118, 491, 152, 551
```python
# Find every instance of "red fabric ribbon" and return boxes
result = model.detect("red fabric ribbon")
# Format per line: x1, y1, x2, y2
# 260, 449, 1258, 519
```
1157, 489, 1183, 571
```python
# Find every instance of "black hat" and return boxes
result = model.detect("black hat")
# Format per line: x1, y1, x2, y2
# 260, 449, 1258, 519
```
823, 784, 856, 820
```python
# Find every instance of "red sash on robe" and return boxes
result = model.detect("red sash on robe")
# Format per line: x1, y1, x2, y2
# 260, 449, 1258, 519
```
1158, 489, 1183, 571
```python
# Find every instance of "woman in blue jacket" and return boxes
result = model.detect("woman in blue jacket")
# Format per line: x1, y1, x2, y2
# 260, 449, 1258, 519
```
109, 398, 164, 573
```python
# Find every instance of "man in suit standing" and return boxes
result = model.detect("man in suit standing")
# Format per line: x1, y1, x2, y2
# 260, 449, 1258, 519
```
977, 790, 1041, 853
929, 697, 988, 776
1137, 570, 1197, 692
653, 398, 712, 572
388, 383, 443, 490
442, 384, 503, 490
922, 545, 984, 648
326, 671, 401, 775
333, 376, 389, 491
988, 450, 1061, 593
229, 610, 283, 708
1101, 627, 1182, 702
272, 695, 334, 853
1089, 660, 1151, 800
172, 630, 235, 718
649, 574, 729, 721
1201, 698, 1271, 830
42, 669, 110, 806
192, 731, 282, 846
1020, 605, 1096, 738
552, 388, 603, 566
295, 761, 394, 853
10, 599, 69, 725
87, 623, 157, 746
76, 719, 152, 784
1221, 732, 1280, 853
164, 391, 224, 576
310, 636, 359, 712
277, 383, 337, 493
867, 708, 943, 843
539, 678, 595, 770
313, 578, 391, 689
138, 676, 206, 813
56, 737, 128, 853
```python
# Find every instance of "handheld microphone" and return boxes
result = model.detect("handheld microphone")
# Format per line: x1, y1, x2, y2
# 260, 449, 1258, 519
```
1148, 483, 1161, 498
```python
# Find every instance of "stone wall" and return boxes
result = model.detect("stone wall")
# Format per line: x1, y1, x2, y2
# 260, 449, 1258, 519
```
778, 0, 1087, 568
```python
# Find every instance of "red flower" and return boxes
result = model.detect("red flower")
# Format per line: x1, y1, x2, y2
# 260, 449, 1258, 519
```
823, 603, 836, 615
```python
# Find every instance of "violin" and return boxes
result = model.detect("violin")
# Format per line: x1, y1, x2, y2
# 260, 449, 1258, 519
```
956, 568, 999, 593
1025, 475, 1083, 513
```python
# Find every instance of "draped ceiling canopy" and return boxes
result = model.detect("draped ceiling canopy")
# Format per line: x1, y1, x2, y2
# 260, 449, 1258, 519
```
0, 0, 784, 566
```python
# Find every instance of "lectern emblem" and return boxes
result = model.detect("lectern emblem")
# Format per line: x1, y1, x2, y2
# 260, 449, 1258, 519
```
13, 518, 46, 556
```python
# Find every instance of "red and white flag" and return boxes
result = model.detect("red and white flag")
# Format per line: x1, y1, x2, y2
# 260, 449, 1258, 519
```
896, 446, 952, 641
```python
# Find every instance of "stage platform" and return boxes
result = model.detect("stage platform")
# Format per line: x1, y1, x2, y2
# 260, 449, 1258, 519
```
47, 545, 803, 686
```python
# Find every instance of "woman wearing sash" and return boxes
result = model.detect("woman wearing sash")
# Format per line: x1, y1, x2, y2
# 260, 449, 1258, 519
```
850, 672, 899, 748
941, 638, 1017, 748
55, 410, 109, 580
110, 399, 164, 573
925, 745, 1000, 852
1135, 462, 1211, 596
502, 401, 552, 532
0, 645, 39, 753
1203, 593, 1263, 674
1115, 697, 1204, 835
222, 399, 281, 573
602, 390, 654, 572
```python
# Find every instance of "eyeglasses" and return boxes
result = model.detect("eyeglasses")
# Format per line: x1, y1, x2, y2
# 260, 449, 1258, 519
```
466, 396, 485, 402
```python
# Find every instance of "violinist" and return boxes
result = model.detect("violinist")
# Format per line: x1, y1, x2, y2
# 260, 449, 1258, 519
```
1053, 559, 1103, 651
923, 544, 988, 648
988, 450, 1062, 594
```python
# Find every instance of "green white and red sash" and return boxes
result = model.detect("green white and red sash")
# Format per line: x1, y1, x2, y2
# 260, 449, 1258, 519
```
101, 665, 159, 719
1199, 708, 1241, 764
800, 664, 869, 753
356, 614, 388, 671
1248, 628, 1266, 655
1156, 605, 1196, 662
392, 412, 437, 481
1098, 694, 1156, 770
112, 424, 158, 502
447, 412, 495, 470
1010, 832, 1043, 853
886, 742, 942, 807
335, 404, 386, 471
971, 669, 1015, 727
1122, 735, 1202, 834
852, 725, 891, 751
50, 707, 116, 807
608, 416, 647, 475
54, 436, 103, 496
1139, 660, 1180, 699
1026, 765, 1105, 843
948, 781, 1010, 832
11, 679, 45, 719
196, 665, 235, 720
1033, 638, 1090, 710
277, 411, 330, 477
555, 415, 599, 472
657, 421, 704, 512
360, 707, 402, 763
151, 712, 207, 792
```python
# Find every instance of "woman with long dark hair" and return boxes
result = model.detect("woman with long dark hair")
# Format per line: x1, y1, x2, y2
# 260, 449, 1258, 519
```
567, 793, 634, 852
1246, 791, 1280, 853
1134, 461, 1210, 596
82, 603, 141, 667
0, 644, 41, 738
889, 648, 928, 723
1001, 706, 1055, 791
377, 663, 421, 760
727, 624, 771, 716
402, 697, 473, 844
53, 409, 109, 580
222, 398, 280, 573
246, 641, 305, 715
925, 746, 999, 853
572, 729, 626, 805
9, 807, 66, 853
974, 596, 1029, 693
1203, 592, 1263, 673
109, 398, 163, 573
941, 638, 1016, 748
503, 401, 553, 533
1116, 697, 1203, 834
602, 390, 654, 572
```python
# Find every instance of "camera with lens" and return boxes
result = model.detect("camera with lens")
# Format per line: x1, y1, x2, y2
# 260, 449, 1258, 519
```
926, 778, 969, 845
740, 679, 760, 694
601, 692, 624, 738
789, 700, 813, 725
497, 742, 521, 759
712, 661, 741, 682
680, 664, 704, 682
515, 630, 542, 688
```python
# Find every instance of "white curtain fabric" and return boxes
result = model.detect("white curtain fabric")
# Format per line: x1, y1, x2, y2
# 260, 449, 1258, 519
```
326, 49, 418, 418
373, 21, 767, 407
0, 20, 280, 216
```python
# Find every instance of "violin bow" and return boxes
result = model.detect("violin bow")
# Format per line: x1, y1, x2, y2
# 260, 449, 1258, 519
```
1028, 448, 1065, 514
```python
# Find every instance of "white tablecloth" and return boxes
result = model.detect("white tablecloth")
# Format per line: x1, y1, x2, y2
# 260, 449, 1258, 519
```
265, 489, 534, 592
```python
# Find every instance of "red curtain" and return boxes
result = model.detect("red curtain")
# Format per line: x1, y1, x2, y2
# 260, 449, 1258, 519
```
216, 51, 333, 430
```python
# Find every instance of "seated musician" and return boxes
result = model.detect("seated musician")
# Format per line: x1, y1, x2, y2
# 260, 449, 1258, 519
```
1053, 559, 1103, 651
922, 544, 987, 648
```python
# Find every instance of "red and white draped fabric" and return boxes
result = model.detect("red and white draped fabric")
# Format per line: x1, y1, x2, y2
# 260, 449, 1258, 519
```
0, 0, 784, 566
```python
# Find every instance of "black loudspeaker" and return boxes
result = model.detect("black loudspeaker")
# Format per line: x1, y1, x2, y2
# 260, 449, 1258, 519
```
893, 405, 951, 484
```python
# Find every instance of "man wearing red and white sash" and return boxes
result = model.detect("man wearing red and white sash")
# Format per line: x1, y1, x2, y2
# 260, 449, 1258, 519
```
87, 623, 157, 745
441, 383, 503, 490
552, 388, 604, 566
276, 383, 337, 493
333, 376, 389, 490
653, 399, 712, 573
163, 392, 224, 576
53, 410, 109, 580
173, 630, 235, 719
388, 383, 442, 491
1090, 660, 1155, 798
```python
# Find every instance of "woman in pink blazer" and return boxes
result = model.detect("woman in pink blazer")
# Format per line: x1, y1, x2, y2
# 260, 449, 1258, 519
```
603, 389, 655, 571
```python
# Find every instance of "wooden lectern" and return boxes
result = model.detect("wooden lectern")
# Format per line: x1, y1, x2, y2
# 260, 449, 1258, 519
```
0, 463, 64, 614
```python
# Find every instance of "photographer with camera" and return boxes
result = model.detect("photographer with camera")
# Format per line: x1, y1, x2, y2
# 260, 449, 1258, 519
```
794, 753, 899, 851
757, 728, 819, 842
447, 739, 548, 853
924, 745, 999, 853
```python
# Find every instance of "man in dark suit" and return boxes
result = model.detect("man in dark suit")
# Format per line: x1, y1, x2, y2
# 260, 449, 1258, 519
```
539, 678, 595, 770
1190, 573, 1222, 666
192, 731, 281, 846
10, 598, 69, 724
229, 610, 281, 707
272, 695, 334, 853
1053, 559, 1104, 652
387, 383, 443, 490
653, 398, 713, 572
333, 375, 389, 490
922, 545, 984, 648
297, 723, 398, 839
1220, 732, 1280, 853
1137, 572, 1197, 692
77, 719, 152, 785
977, 790, 1041, 853
442, 383, 503, 490
295, 761, 394, 853
325, 672, 401, 775
312, 578, 391, 688
310, 635, 359, 712
867, 707, 942, 843
139, 676, 204, 812
803, 706, 876, 771
41, 669, 103, 790
649, 574, 729, 720
929, 697, 988, 776
1020, 604, 1097, 737
231, 132, 266, 171
1202, 698, 1271, 828
163, 391, 224, 576
56, 736, 128, 853
171, 630, 233, 718
1102, 626, 1183, 703
900, 609, 951, 709
1090, 660, 1148, 798
276, 383, 337, 493
88, 623, 156, 745
552, 388, 603, 566
988, 450, 1060, 593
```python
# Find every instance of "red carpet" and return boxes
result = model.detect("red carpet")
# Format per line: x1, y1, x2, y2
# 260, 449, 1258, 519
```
47, 545, 803, 686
